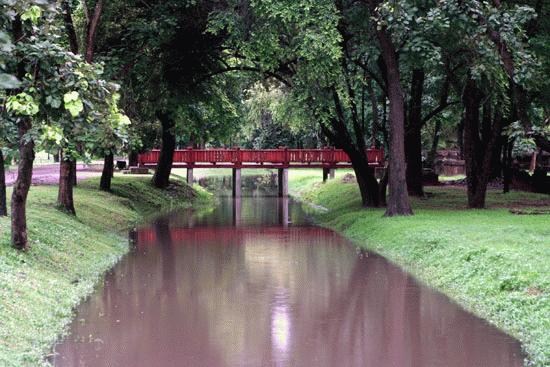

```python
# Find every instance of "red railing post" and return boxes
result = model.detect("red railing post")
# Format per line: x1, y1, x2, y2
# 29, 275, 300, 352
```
188, 146, 194, 167
235, 147, 242, 167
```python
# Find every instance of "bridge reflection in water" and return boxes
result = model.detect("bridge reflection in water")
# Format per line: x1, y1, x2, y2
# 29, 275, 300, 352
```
52, 197, 524, 367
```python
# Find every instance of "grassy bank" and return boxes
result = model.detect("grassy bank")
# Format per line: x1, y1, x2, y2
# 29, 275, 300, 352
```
289, 173, 550, 367
0, 176, 210, 367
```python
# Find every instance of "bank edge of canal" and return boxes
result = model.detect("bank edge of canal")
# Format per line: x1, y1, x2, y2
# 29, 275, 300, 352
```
288, 173, 550, 367
0, 176, 212, 367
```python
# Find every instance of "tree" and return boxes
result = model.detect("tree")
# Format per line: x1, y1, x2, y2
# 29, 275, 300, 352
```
6, 5, 40, 250
210, 0, 417, 213
92, 0, 237, 189
61, 0, 112, 190
0, 1, 21, 217
210, 0, 385, 207
39, 61, 130, 209
241, 83, 322, 149
371, 15, 413, 215
175, 75, 244, 148
442, 1, 542, 207
2, 2, 129, 248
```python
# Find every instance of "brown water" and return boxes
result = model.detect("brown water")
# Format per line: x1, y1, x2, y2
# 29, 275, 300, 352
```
52, 196, 524, 367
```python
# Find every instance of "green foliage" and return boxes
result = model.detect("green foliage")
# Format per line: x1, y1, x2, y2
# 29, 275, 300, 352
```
0, 1, 131, 163
173, 74, 243, 147
91, 0, 238, 151
20, 5, 42, 24
6, 92, 39, 116
240, 82, 321, 148
62, 91, 83, 117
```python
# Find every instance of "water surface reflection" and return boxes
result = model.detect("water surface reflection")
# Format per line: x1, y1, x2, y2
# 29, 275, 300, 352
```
53, 197, 524, 367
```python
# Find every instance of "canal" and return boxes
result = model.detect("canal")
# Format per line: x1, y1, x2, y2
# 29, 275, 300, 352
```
52, 178, 524, 367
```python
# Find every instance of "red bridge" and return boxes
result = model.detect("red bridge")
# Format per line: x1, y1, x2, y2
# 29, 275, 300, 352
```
137, 148, 384, 198
138, 148, 384, 169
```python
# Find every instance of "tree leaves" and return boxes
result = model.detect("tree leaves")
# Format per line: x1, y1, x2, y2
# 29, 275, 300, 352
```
21, 5, 42, 24
6, 93, 39, 116
63, 91, 84, 117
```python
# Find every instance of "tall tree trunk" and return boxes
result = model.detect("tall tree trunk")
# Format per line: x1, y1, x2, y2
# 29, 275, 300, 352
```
463, 77, 484, 208
128, 150, 138, 167
428, 119, 442, 168
462, 77, 504, 208
152, 113, 176, 189
490, 137, 503, 179
379, 167, 389, 206
405, 68, 425, 197
57, 156, 76, 215
503, 138, 514, 193
366, 78, 380, 147
377, 29, 413, 216
319, 115, 382, 207
71, 160, 77, 186
62, 0, 79, 54
349, 151, 381, 207
11, 16, 34, 250
457, 118, 465, 159
85, 0, 103, 63
11, 118, 35, 250
99, 153, 113, 189
320, 123, 382, 207
0, 149, 7, 216
100, 152, 114, 191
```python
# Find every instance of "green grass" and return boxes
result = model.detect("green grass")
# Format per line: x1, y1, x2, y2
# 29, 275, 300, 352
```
289, 174, 550, 367
0, 176, 211, 367
439, 174, 466, 181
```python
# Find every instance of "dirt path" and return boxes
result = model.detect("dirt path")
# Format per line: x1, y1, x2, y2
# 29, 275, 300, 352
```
5, 164, 104, 186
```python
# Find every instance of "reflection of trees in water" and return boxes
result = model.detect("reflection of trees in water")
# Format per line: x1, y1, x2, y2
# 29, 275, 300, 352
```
291, 252, 523, 367
199, 174, 279, 197
175, 196, 303, 228
154, 216, 176, 297
132, 227, 356, 366
56, 208, 523, 367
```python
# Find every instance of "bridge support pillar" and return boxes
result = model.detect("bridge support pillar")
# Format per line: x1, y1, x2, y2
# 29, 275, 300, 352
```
323, 168, 336, 182
232, 168, 241, 198
186, 168, 194, 185
278, 197, 289, 227
232, 197, 241, 227
278, 168, 288, 197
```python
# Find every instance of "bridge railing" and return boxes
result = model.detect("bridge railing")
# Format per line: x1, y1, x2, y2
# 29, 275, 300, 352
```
138, 148, 384, 166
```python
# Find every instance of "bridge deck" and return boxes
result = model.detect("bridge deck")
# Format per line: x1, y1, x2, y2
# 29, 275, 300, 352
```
138, 148, 384, 168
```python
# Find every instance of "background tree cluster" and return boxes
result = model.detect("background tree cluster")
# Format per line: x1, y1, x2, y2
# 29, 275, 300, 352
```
1, 0, 130, 249
209, 0, 550, 211
1, 0, 549, 250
